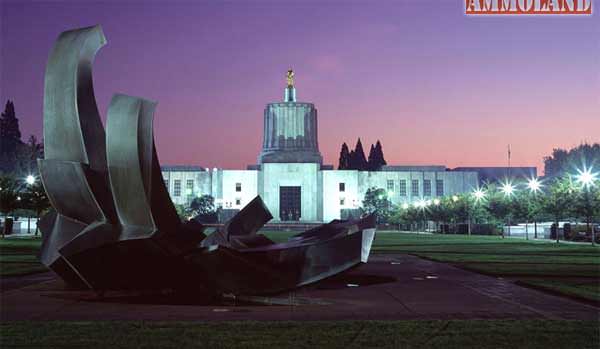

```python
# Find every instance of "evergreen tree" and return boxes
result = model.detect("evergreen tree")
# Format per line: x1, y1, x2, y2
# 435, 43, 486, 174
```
367, 144, 376, 171
338, 142, 350, 170
353, 138, 368, 170
348, 150, 356, 170
374, 140, 387, 168
0, 100, 22, 157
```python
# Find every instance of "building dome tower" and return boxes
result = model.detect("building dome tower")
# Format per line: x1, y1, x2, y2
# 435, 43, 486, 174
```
258, 69, 322, 164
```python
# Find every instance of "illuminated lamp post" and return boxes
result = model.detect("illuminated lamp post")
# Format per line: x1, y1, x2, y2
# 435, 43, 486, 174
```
527, 177, 542, 240
501, 181, 515, 238
575, 167, 598, 245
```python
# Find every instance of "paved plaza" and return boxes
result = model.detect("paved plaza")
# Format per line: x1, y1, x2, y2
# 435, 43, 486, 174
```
1, 254, 597, 322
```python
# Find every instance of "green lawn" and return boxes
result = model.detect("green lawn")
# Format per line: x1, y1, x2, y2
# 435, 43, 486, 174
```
1, 320, 598, 348
0, 238, 45, 277
2, 232, 599, 303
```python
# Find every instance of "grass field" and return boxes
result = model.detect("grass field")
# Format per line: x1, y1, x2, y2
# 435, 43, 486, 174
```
0, 238, 45, 277
1, 232, 599, 302
1, 320, 598, 348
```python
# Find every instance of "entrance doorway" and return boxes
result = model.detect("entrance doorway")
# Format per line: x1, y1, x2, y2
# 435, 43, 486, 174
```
280, 186, 301, 221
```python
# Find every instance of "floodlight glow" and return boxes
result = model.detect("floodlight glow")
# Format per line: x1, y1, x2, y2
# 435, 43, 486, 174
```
402, 203, 409, 209
575, 167, 597, 188
527, 177, 542, 193
473, 188, 486, 201
414, 199, 427, 209
452, 195, 459, 202
501, 182, 515, 196
25, 175, 35, 185
387, 190, 394, 197
433, 199, 440, 206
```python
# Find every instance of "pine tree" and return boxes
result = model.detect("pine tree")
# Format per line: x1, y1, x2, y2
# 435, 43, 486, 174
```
348, 150, 356, 170
338, 142, 350, 170
353, 138, 368, 171
367, 144, 376, 171
374, 140, 387, 169
0, 100, 22, 157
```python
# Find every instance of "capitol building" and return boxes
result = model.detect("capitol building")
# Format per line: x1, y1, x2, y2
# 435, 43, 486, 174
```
162, 72, 478, 223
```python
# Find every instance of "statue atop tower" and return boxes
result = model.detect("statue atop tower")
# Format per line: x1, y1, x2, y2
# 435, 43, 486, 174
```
284, 68, 296, 102
258, 70, 322, 164
286, 68, 295, 87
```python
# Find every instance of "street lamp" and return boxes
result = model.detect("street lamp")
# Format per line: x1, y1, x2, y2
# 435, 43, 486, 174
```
402, 203, 409, 210
433, 198, 440, 206
473, 188, 486, 202
25, 175, 35, 185
501, 181, 515, 197
527, 177, 542, 193
575, 167, 597, 188
452, 195, 459, 202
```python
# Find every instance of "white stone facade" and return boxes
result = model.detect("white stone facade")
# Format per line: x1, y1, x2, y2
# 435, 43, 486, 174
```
161, 165, 478, 223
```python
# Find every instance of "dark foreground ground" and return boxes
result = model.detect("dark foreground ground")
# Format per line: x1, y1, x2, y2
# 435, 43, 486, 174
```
1, 234, 598, 347
2, 254, 597, 321
2, 320, 597, 348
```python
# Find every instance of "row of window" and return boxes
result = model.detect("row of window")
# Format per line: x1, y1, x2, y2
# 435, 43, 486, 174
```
338, 179, 444, 197
164, 179, 196, 197
165, 179, 244, 198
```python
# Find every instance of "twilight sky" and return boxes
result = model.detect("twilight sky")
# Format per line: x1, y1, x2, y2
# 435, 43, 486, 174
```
1, 0, 598, 173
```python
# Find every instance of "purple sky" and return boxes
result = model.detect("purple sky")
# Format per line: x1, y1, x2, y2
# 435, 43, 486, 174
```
1, 0, 598, 173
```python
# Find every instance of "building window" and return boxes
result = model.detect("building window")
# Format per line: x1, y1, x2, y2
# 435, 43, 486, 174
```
423, 179, 431, 197
387, 180, 394, 191
340, 198, 345, 206
235, 198, 241, 206
399, 180, 407, 196
173, 180, 181, 197
436, 179, 444, 196
339, 182, 345, 192
186, 179, 194, 196
411, 179, 419, 197
236, 183, 242, 192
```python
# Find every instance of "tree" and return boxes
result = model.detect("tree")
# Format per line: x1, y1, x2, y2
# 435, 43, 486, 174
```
190, 195, 216, 215
362, 187, 392, 224
0, 100, 24, 173
0, 175, 20, 237
0, 101, 22, 156
542, 176, 576, 243
486, 187, 512, 238
367, 144, 376, 170
520, 191, 544, 239
21, 179, 50, 235
544, 143, 600, 178
352, 138, 368, 171
20, 135, 44, 175
372, 140, 387, 170
572, 185, 600, 245
348, 150, 356, 169
338, 142, 350, 170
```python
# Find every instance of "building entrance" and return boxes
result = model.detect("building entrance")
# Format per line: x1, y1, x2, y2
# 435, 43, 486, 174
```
280, 186, 301, 221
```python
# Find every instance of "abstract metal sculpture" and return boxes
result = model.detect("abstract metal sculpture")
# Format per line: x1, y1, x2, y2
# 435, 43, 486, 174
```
38, 25, 376, 296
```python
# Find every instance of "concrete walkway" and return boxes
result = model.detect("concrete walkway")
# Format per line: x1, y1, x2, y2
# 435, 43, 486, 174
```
1, 254, 597, 321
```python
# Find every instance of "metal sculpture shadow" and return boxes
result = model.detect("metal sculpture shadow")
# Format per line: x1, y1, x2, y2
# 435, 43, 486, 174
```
38, 25, 376, 296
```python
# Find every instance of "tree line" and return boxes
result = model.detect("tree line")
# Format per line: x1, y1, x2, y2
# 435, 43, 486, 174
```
338, 138, 387, 171
361, 174, 600, 244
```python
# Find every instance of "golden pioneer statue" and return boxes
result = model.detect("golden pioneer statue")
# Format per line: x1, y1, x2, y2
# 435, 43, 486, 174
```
286, 68, 294, 87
